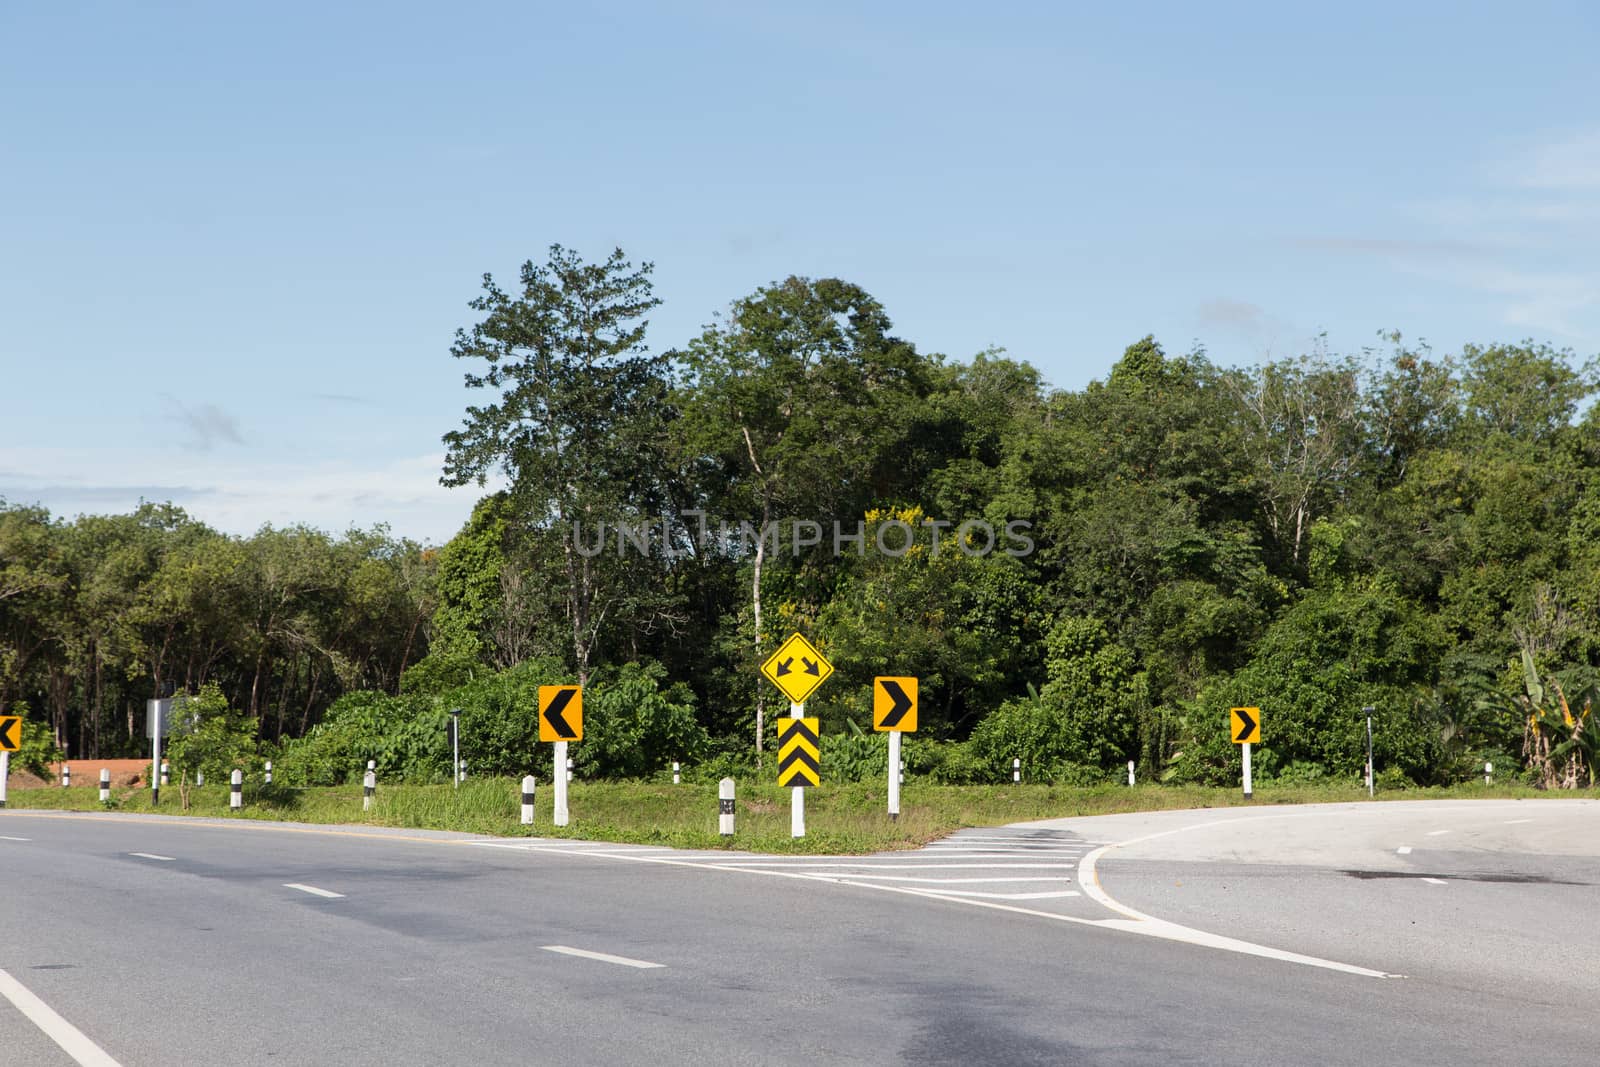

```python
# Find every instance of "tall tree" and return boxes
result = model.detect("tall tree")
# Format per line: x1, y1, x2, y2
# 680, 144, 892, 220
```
441, 246, 671, 684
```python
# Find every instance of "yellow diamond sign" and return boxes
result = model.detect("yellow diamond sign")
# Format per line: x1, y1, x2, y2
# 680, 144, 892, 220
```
760, 632, 833, 705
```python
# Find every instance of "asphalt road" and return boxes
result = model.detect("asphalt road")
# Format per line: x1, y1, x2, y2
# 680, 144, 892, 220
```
1, 800, 1596, 1066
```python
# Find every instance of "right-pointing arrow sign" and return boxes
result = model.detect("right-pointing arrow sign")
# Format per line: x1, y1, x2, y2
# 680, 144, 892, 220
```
1230, 706, 1260, 745
539, 685, 583, 742
874, 677, 918, 732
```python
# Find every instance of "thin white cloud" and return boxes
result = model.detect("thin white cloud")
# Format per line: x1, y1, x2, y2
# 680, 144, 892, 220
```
0, 447, 494, 544
1514, 129, 1600, 191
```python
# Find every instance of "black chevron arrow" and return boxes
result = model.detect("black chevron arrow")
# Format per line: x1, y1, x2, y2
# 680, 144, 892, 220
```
801, 657, 820, 676
777, 747, 821, 776
878, 680, 913, 728
775, 657, 793, 677
1233, 707, 1257, 743
0, 716, 18, 750
542, 688, 579, 740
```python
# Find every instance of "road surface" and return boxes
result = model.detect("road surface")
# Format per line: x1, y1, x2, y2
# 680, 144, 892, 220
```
2, 799, 1595, 1065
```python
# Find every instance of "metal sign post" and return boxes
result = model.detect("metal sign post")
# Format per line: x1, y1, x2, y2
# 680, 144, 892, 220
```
553, 740, 569, 826
146, 698, 171, 806
1363, 706, 1375, 797
450, 709, 461, 791
789, 703, 805, 838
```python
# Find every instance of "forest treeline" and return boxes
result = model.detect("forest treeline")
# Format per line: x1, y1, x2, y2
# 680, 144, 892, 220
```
4, 246, 1599, 788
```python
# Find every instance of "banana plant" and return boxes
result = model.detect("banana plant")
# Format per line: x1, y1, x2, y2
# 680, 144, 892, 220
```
1517, 650, 1597, 789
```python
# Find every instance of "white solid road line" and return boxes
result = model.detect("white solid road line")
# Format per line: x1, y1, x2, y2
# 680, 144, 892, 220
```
542, 945, 664, 969
1426, 829, 1451, 836
0, 966, 123, 1067
1504, 818, 1534, 825
128, 852, 175, 861
1075, 817, 1399, 979
860, 887, 1080, 901
1397, 846, 1412, 854
817, 875, 1071, 884
0, 835, 31, 841
715, 861, 1077, 870
283, 883, 345, 898
1421, 878, 1448, 885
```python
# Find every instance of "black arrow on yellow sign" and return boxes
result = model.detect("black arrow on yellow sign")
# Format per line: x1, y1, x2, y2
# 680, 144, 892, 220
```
1232, 707, 1258, 743
539, 685, 583, 742
877, 680, 914, 729
0, 715, 20, 752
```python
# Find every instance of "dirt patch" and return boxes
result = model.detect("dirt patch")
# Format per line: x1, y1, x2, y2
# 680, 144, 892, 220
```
7, 760, 151, 790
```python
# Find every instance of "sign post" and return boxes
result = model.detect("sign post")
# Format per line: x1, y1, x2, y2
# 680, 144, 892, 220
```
761, 633, 832, 839
1363, 706, 1375, 797
449, 709, 461, 792
146, 698, 172, 806
0, 714, 19, 810
1230, 707, 1260, 799
873, 677, 917, 820
539, 686, 582, 827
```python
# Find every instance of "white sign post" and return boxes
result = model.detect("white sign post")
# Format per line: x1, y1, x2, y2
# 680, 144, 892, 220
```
1242, 742, 1253, 799
0, 750, 8, 809
147, 698, 170, 806
790, 702, 805, 838
553, 741, 569, 826
887, 730, 901, 820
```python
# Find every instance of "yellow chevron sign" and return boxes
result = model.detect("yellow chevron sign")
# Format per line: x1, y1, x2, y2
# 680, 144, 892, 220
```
1230, 706, 1261, 745
776, 717, 821, 787
0, 714, 20, 752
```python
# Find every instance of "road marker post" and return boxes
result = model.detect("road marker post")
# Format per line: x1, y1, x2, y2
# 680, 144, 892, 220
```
230, 769, 242, 811
363, 767, 375, 811
196, 770, 204, 787
458, 759, 467, 783
1485, 761, 1493, 785
62, 764, 70, 789
873, 676, 916, 820
1013, 758, 1021, 783
160, 760, 169, 787
672, 762, 680, 785
264, 760, 272, 785
1229, 707, 1260, 799
1363, 705, 1375, 797
538, 685, 582, 827
99, 768, 110, 802
520, 775, 536, 826
719, 777, 736, 837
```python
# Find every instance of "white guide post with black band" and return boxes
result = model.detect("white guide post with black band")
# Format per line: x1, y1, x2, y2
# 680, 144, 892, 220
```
99, 768, 110, 802
719, 777, 735, 836
520, 775, 536, 826
230, 768, 242, 810
363, 763, 375, 811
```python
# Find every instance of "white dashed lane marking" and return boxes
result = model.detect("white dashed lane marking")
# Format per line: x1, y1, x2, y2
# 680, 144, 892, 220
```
284, 883, 344, 898
128, 852, 175, 861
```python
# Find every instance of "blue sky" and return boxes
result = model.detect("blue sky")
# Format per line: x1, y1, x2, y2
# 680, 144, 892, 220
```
3, 1, 1597, 543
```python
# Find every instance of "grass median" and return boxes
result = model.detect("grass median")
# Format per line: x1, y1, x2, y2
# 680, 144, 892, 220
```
4, 776, 1579, 854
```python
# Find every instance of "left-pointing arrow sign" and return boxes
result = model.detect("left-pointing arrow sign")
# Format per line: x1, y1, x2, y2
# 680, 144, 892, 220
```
0, 715, 20, 751
539, 686, 583, 742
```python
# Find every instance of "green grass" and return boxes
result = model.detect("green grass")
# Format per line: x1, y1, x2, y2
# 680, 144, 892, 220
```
7, 776, 1587, 854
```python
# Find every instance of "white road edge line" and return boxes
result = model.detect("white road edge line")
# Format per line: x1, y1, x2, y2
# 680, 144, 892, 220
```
1504, 819, 1533, 825
1074, 818, 1402, 979
0, 966, 123, 1067
542, 945, 664, 969
1421, 878, 1448, 885
283, 883, 344, 898
0, 835, 31, 841
128, 852, 175, 861
477, 836, 1396, 979
1425, 830, 1451, 836
1397, 846, 1412, 854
